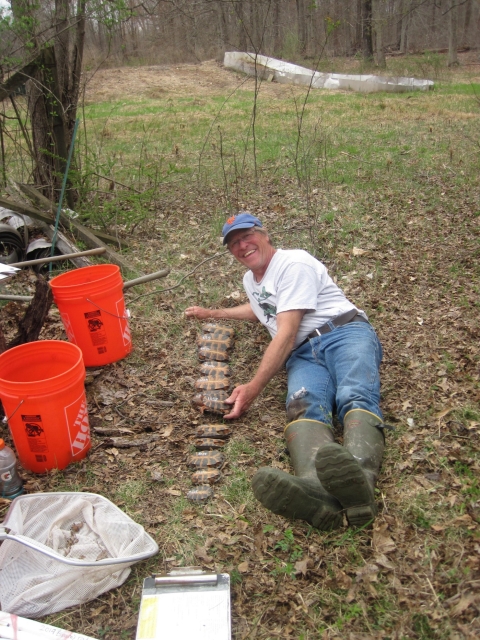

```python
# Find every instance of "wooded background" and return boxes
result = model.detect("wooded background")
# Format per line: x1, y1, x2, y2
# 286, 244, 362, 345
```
85, 1, 479, 68
2, 1, 479, 72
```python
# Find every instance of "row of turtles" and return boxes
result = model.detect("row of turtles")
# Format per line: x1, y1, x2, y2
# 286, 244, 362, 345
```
187, 323, 234, 502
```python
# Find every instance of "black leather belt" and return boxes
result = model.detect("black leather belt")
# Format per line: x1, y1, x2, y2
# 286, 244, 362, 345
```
296, 309, 369, 349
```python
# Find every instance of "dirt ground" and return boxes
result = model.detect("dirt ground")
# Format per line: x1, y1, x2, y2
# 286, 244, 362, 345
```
84, 51, 480, 104
84, 59, 259, 102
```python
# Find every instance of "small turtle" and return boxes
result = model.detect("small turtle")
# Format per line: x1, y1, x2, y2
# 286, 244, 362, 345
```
202, 323, 235, 338
192, 391, 229, 414
197, 334, 233, 350
195, 424, 232, 439
187, 485, 213, 502
194, 437, 226, 450
195, 377, 230, 391
199, 361, 231, 377
198, 344, 230, 362
188, 451, 224, 469
191, 468, 222, 485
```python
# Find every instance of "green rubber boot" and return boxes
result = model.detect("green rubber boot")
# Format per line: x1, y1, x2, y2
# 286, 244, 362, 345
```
315, 409, 385, 527
252, 419, 344, 531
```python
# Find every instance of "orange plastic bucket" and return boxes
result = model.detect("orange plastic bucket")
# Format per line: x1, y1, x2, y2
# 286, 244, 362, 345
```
0, 341, 90, 473
50, 264, 132, 367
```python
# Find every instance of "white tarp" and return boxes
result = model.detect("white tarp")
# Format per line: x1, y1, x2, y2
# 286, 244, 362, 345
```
0, 611, 99, 639
224, 52, 434, 94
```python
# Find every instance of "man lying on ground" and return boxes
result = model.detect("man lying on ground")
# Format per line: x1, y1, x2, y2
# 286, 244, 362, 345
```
186, 212, 388, 530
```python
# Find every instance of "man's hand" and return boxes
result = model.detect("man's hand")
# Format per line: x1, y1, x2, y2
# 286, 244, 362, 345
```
185, 306, 212, 319
185, 303, 258, 322
224, 383, 260, 420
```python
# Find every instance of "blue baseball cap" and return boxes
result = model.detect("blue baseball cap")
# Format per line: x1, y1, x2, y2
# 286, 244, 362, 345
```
222, 212, 263, 245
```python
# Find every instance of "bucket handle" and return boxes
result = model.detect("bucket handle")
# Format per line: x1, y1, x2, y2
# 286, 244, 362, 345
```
2, 399, 25, 425
86, 298, 130, 320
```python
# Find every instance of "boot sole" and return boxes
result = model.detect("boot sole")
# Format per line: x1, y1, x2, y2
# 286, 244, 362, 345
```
315, 444, 377, 527
252, 467, 343, 531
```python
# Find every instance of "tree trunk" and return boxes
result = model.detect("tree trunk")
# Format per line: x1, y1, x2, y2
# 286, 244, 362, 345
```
448, 0, 459, 66
296, 0, 307, 55
462, 0, 472, 48
236, 1, 248, 52
374, 0, 386, 68
362, 0, 374, 61
8, 275, 53, 349
400, 0, 411, 54
10, 0, 85, 206
272, 0, 281, 55
216, 0, 229, 55
356, 0, 363, 52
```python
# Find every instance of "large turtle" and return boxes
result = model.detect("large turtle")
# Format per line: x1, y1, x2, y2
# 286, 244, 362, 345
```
192, 390, 230, 414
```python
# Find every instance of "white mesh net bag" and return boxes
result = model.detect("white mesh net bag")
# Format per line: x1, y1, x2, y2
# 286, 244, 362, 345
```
0, 492, 158, 618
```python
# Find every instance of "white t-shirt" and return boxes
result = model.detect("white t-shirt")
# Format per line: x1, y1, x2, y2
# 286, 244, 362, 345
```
243, 249, 364, 348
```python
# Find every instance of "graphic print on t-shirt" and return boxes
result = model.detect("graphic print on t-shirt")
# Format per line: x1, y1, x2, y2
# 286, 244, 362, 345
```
253, 287, 277, 323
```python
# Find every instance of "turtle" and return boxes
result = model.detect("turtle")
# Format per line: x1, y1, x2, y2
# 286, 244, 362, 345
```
198, 343, 230, 362
198, 366, 230, 382
202, 323, 235, 339
194, 437, 226, 450
188, 451, 224, 469
197, 334, 233, 350
191, 468, 222, 485
187, 485, 213, 502
199, 361, 231, 377
192, 390, 230, 414
195, 424, 231, 439
194, 377, 230, 391
192, 394, 228, 415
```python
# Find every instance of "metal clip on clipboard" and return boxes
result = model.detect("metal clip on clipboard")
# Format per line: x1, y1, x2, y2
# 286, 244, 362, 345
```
136, 568, 231, 640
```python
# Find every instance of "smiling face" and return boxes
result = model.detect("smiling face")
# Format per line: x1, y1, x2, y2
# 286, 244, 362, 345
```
226, 226, 276, 280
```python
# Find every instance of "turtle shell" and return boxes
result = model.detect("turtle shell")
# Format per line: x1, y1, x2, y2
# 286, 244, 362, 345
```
199, 361, 231, 377
191, 468, 222, 485
195, 377, 230, 391
192, 390, 229, 414
197, 335, 232, 350
187, 485, 213, 502
188, 451, 224, 469
195, 424, 232, 439
202, 323, 235, 338
198, 344, 230, 362
194, 437, 226, 450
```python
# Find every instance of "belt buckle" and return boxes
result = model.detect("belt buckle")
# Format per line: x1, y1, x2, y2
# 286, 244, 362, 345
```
314, 328, 321, 337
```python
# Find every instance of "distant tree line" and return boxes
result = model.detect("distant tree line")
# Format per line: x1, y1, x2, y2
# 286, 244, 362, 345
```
84, 0, 478, 67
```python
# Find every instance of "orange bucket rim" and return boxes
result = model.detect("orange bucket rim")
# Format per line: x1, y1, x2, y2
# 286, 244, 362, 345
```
50, 264, 120, 287
0, 340, 84, 387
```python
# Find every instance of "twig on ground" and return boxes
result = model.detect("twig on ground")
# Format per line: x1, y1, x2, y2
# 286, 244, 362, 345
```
91, 172, 142, 193
127, 251, 228, 302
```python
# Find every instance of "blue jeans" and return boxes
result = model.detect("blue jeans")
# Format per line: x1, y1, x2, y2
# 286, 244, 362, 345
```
285, 322, 383, 426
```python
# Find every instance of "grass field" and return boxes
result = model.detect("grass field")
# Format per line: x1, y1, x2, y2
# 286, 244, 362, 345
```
1, 51, 479, 639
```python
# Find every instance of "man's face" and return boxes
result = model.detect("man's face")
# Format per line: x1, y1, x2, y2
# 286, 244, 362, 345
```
227, 227, 275, 276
